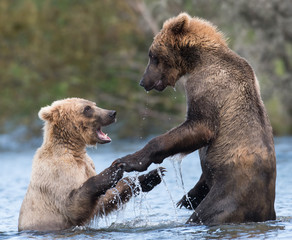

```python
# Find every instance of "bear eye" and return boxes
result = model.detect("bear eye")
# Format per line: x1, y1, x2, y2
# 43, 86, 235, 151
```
149, 51, 159, 65
83, 105, 93, 117
84, 106, 91, 112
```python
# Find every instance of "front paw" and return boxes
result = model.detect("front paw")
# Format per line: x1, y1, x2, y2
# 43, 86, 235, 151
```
112, 155, 149, 172
138, 167, 166, 192
107, 162, 126, 186
177, 195, 194, 210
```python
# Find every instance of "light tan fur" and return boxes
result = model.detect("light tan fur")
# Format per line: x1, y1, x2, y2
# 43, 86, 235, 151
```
19, 98, 163, 231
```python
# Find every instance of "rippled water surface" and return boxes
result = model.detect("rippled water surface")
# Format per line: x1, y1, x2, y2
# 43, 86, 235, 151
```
0, 137, 291, 239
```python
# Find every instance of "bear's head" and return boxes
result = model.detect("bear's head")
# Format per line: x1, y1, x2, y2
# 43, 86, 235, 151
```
140, 13, 227, 92
38, 98, 116, 146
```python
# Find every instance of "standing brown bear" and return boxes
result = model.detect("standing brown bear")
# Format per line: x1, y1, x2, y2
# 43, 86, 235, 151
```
115, 13, 276, 225
18, 98, 164, 231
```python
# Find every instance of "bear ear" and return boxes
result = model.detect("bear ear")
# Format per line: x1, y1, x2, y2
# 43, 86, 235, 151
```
38, 105, 54, 121
168, 13, 190, 35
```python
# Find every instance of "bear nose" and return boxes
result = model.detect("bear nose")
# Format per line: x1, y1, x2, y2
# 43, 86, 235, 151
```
108, 110, 116, 119
139, 79, 145, 87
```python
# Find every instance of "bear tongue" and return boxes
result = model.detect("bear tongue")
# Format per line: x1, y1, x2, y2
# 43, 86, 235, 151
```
97, 129, 111, 142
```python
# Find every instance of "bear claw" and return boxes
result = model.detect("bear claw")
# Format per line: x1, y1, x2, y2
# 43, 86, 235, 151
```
138, 167, 166, 192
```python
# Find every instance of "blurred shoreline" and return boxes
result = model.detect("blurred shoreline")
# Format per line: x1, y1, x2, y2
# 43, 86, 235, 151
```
1, 0, 291, 138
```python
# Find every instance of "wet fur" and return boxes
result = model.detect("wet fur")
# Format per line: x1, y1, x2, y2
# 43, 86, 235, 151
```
116, 13, 276, 225
18, 98, 163, 231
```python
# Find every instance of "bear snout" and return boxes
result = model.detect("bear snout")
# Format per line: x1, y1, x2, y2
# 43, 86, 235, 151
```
108, 110, 116, 119
140, 77, 155, 91
139, 79, 145, 88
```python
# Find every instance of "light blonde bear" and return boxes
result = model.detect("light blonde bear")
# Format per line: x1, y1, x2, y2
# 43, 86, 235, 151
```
18, 98, 164, 231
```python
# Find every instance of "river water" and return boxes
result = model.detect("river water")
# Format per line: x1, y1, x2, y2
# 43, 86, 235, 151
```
0, 137, 291, 239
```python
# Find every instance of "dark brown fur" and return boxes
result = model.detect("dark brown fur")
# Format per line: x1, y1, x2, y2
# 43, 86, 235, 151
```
115, 13, 276, 225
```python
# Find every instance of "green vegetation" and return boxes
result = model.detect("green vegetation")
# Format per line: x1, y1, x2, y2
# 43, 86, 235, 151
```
0, 0, 291, 141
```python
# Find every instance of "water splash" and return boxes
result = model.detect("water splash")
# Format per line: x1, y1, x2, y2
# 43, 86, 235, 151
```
169, 155, 194, 211
142, 92, 150, 120
170, 158, 182, 188
90, 174, 153, 229
139, 94, 149, 139
169, 155, 203, 224
125, 174, 152, 225
90, 188, 123, 229
168, 154, 185, 187
157, 166, 178, 221
133, 174, 143, 217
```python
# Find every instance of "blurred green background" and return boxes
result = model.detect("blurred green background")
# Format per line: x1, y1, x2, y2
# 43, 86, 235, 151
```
0, 0, 291, 144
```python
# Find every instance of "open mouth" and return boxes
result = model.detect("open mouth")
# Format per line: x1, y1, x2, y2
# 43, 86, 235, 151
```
153, 80, 166, 91
96, 127, 111, 144
144, 80, 166, 92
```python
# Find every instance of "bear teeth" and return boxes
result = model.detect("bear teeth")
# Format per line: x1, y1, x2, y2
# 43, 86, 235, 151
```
97, 128, 111, 143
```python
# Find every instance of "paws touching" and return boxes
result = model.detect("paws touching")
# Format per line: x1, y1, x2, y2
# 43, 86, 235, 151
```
111, 155, 150, 172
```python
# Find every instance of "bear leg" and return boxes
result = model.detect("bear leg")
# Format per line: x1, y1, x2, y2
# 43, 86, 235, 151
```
177, 173, 209, 210
95, 168, 165, 216
115, 121, 215, 172
65, 164, 124, 226
186, 186, 237, 225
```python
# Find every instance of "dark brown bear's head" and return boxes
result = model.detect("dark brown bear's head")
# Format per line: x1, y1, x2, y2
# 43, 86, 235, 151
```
39, 98, 116, 146
140, 13, 226, 92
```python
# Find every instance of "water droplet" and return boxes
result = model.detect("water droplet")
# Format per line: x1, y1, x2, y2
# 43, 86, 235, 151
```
157, 165, 178, 220
168, 155, 204, 224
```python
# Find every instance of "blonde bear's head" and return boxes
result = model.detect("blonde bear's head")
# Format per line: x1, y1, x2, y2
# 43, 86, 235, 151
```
38, 98, 116, 146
